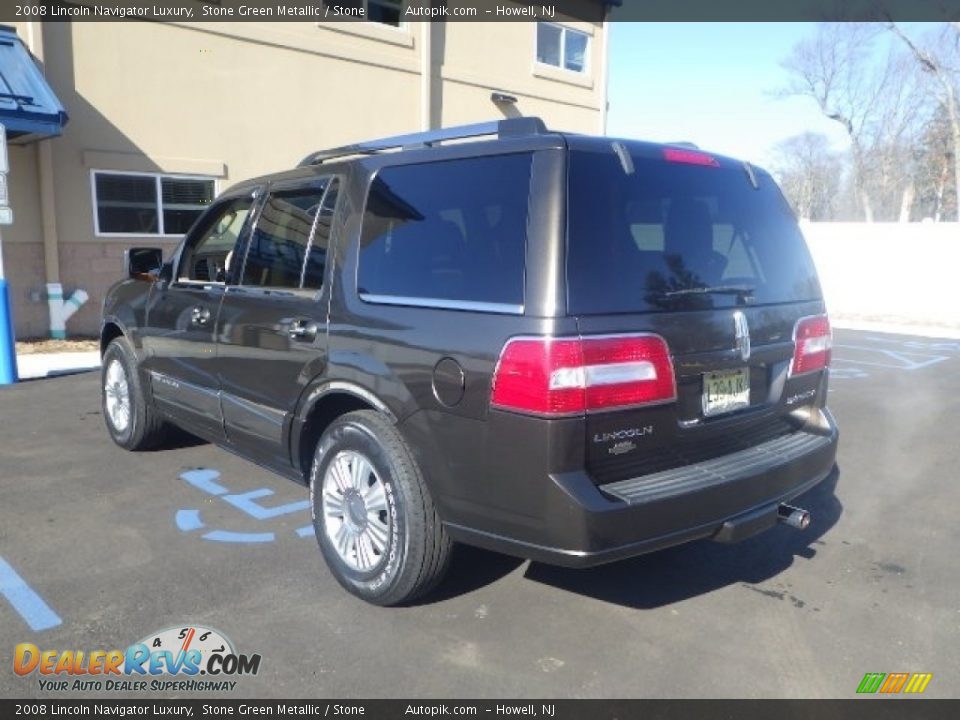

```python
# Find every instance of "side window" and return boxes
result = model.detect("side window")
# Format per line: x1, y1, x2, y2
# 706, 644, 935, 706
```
241, 185, 327, 289
177, 198, 253, 283
302, 179, 340, 291
357, 154, 531, 308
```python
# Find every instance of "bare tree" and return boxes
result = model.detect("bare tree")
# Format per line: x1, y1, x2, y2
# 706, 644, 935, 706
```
779, 23, 924, 222
771, 133, 843, 220
887, 22, 960, 221
912, 106, 956, 221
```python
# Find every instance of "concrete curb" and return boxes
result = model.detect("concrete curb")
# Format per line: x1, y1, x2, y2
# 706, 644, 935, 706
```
15, 351, 101, 380
830, 319, 960, 341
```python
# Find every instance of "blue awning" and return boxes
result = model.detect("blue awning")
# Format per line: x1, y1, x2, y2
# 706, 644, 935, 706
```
0, 25, 68, 143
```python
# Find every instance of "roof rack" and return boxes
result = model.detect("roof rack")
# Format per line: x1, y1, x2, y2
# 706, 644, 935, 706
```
298, 116, 548, 166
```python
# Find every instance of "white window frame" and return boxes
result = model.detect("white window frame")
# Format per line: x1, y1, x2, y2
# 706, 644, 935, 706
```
534, 22, 591, 76
91, 169, 218, 238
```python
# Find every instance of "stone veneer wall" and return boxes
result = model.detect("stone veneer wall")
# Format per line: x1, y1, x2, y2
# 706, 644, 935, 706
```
4, 242, 48, 340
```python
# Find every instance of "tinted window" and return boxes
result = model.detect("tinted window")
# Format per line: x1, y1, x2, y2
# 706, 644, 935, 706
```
358, 154, 531, 307
178, 198, 252, 283
302, 179, 339, 290
242, 185, 326, 289
567, 148, 822, 314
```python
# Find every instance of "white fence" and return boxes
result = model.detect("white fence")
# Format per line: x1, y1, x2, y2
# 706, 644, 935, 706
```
800, 222, 959, 330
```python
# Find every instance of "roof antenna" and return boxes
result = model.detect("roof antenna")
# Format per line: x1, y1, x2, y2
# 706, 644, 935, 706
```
611, 141, 634, 175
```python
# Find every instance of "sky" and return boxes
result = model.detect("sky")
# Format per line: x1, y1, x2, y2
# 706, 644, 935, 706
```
605, 22, 937, 169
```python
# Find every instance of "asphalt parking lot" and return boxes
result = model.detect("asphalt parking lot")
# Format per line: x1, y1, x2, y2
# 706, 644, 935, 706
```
1, 328, 958, 699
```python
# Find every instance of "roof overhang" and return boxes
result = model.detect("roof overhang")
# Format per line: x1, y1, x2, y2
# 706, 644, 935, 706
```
0, 25, 68, 144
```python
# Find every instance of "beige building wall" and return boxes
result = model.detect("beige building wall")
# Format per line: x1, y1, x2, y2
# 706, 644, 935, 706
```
7, 10, 607, 338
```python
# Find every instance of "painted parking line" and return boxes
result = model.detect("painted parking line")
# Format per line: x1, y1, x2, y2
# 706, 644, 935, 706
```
862, 336, 960, 354
0, 556, 62, 632
833, 345, 949, 371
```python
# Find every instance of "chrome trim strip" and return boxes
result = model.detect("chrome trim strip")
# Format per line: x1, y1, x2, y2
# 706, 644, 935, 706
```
303, 381, 397, 423
149, 371, 218, 399
359, 293, 524, 315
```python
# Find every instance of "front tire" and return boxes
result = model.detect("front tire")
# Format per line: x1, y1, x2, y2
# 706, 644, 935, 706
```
101, 337, 166, 450
310, 410, 452, 606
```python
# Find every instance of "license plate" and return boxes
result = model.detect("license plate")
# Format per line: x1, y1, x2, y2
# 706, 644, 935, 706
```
702, 367, 750, 417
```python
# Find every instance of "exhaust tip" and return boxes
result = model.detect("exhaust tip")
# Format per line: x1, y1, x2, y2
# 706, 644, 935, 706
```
778, 503, 811, 530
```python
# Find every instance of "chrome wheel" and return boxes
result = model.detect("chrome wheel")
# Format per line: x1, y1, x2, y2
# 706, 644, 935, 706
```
104, 359, 131, 433
321, 450, 391, 572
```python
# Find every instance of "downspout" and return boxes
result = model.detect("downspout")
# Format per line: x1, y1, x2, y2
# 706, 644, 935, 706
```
26, 23, 86, 339
420, 21, 432, 131
598, 9, 611, 135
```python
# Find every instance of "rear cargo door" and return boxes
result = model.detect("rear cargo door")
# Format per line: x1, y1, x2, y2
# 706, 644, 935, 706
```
565, 141, 829, 485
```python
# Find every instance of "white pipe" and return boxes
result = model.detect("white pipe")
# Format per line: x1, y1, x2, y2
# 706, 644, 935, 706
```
46, 283, 88, 340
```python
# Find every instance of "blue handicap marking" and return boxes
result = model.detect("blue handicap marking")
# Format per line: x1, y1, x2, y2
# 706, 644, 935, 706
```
174, 508, 205, 532
222, 488, 310, 520
174, 508, 277, 543
176, 468, 314, 543
180, 468, 229, 496
0, 556, 62, 632
202, 530, 276, 543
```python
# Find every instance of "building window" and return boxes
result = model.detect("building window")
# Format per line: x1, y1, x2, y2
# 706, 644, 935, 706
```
93, 171, 215, 236
536, 23, 589, 73
367, 0, 403, 26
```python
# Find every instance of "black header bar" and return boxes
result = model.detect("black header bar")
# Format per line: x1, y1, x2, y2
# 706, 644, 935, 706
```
0, 699, 956, 719
0, 0, 957, 23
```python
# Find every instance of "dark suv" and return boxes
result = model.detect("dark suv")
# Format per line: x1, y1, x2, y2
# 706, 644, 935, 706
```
101, 118, 838, 605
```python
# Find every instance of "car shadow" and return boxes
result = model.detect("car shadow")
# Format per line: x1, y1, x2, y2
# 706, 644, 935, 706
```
155, 425, 209, 451
520, 467, 843, 609
426, 544, 526, 603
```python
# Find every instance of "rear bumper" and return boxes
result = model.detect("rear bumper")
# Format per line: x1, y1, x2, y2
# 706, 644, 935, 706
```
445, 408, 839, 568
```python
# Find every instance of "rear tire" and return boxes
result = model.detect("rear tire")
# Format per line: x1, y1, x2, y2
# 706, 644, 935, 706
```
101, 337, 166, 451
310, 410, 452, 606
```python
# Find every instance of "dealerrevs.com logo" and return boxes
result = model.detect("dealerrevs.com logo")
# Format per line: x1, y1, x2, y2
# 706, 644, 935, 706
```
14, 625, 261, 693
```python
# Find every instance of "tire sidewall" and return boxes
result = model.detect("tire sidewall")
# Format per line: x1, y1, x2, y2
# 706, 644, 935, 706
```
102, 342, 138, 447
310, 418, 409, 601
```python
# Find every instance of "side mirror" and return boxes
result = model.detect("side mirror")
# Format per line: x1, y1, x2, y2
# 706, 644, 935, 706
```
125, 247, 163, 280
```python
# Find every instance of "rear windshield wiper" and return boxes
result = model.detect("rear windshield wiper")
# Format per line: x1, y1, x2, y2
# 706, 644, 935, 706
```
662, 285, 755, 302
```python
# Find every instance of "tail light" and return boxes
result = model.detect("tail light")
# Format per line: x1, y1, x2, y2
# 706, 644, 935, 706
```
790, 315, 832, 377
491, 335, 676, 416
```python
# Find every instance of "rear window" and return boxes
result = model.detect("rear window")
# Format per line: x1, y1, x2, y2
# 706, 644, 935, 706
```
567, 148, 821, 314
358, 153, 531, 309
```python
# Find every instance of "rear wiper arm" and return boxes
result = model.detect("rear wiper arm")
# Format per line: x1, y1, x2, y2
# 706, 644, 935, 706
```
662, 285, 755, 301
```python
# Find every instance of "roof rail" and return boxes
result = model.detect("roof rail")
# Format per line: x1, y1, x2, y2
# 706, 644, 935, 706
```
298, 116, 548, 166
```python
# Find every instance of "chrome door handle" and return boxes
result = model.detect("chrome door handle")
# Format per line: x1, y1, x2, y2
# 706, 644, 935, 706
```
288, 319, 318, 342
191, 306, 211, 325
